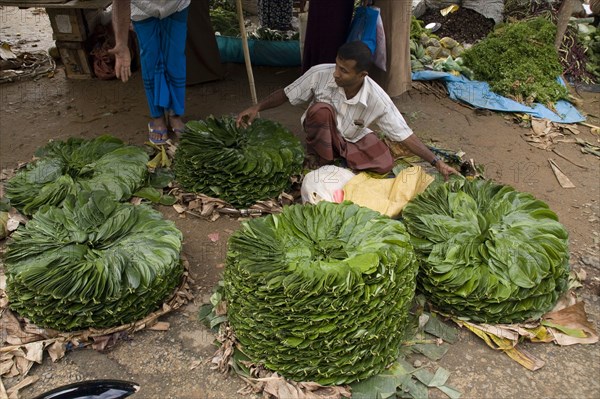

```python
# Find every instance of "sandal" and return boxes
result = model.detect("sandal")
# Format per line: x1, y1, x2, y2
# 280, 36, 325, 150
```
148, 122, 169, 145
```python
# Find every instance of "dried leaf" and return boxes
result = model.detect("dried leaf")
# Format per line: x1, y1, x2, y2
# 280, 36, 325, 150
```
543, 302, 599, 345
23, 342, 44, 363
560, 124, 580, 135
0, 360, 13, 375
531, 118, 552, 136
188, 200, 201, 210
6, 375, 39, 399
548, 159, 575, 188
47, 341, 65, 362
2, 309, 45, 345
148, 321, 170, 331
173, 204, 187, 214
0, 375, 7, 399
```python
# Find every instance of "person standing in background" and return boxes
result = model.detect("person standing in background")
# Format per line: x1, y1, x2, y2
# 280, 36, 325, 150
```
186, 0, 225, 85
301, 0, 355, 73
370, 0, 412, 97
110, 0, 190, 144
258, 0, 293, 30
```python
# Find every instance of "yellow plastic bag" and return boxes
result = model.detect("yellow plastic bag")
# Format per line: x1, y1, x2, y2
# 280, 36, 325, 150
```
343, 166, 434, 217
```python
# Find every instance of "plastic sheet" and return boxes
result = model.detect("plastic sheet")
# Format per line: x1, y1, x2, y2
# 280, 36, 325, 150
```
412, 70, 586, 123
215, 35, 301, 66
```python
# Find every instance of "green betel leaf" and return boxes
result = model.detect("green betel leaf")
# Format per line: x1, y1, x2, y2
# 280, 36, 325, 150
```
403, 179, 570, 324
224, 201, 419, 384
5, 135, 149, 215
5, 191, 183, 331
173, 116, 304, 207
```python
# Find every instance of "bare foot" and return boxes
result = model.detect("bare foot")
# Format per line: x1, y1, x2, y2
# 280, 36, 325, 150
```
168, 115, 186, 138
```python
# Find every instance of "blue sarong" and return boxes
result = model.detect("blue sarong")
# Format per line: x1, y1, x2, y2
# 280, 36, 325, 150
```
133, 7, 188, 118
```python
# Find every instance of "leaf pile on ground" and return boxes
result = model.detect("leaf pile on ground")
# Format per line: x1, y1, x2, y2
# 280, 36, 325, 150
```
224, 201, 418, 384
462, 17, 569, 105
402, 178, 570, 323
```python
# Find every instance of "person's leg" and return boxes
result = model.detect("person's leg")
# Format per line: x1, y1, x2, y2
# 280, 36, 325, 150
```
160, 7, 189, 136
341, 133, 394, 174
303, 103, 339, 165
303, 103, 393, 172
132, 17, 168, 142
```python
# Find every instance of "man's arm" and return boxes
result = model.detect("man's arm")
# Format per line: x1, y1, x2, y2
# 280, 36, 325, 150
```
109, 0, 132, 82
236, 89, 289, 127
400, 134, 459, 180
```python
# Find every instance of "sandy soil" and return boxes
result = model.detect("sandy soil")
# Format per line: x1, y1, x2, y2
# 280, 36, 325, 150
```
1, 6, 599, 399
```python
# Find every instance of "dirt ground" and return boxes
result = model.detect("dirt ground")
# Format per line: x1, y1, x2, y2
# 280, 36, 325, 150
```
1, 6, 599, 399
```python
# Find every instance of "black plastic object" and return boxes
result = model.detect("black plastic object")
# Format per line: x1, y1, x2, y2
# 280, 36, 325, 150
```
31, 380, 139, 399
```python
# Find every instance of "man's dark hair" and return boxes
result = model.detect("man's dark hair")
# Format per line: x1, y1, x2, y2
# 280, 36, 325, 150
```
337, 41, 373, 73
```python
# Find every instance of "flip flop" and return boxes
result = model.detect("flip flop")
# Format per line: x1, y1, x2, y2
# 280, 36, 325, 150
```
148, 122, 168, 145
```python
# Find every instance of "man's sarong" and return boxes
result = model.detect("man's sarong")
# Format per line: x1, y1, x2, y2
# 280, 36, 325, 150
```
303, 103, 394, 173
133, 7, 188, 118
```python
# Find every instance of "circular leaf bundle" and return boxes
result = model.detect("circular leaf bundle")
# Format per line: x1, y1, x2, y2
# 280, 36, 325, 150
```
5, 191, 183, 331
224, 202, 418, 385
174, 116, 304, 207
5, 135, 148, 215
403, 179, 570, 323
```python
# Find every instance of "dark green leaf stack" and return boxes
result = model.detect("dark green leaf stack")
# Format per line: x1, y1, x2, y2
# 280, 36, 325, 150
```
5, 135, 148, 215
174, 116, 304, 207
224, 201, 418, 385
5, 191, 183, 331
402, 179, 570, 324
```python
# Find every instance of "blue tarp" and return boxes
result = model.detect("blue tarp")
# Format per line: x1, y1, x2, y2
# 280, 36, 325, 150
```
412, 71, 586, 124
216, 36, 301, 67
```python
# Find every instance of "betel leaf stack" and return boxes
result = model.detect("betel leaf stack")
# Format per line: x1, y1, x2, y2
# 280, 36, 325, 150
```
5, 135, 148, 215
174, 116, 304, 207
224, 201, 418, 385
402, 179, 570, 324
5, 191, 183, 331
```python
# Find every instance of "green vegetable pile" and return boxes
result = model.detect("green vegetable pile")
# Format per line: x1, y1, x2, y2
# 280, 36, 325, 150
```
462, 17, 569, 105
5, 191, 183, 331
224, 201, 418, 384
5, 135, 148, 215
248, 26, 299, 41
402, 179, 570, 324
174, 116, 304, 207
210, 6, 240, 37
577, 22, 600, 81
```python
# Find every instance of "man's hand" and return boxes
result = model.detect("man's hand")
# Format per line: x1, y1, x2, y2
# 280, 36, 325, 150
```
236, 105, 260, 128
435, 160, 460, 181
108, 45, 131, 83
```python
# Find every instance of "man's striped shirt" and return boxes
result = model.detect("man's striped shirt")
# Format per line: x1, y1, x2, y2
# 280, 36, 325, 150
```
284, 64, 413, 143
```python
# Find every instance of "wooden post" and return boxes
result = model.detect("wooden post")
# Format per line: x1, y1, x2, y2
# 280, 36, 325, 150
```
555, 0, 576, 50
236, 0, 258, 105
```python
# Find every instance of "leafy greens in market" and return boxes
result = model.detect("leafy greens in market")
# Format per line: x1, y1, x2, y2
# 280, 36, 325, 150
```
224, 201, 418, 385
174, 116, 304, 207
5, 135, 148, 215
5, 191, 183, 331
402, 178, 570, 324
462, 17, 569, 106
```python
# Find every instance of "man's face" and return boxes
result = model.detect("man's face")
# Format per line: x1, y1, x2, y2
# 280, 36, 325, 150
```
333, 57, 367, 88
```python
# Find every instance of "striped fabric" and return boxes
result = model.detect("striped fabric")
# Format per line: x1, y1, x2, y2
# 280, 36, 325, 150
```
304, 103, 394, 173
130, 0, 191, 22
133, 6, 188, 118
284, 64, 413, 143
